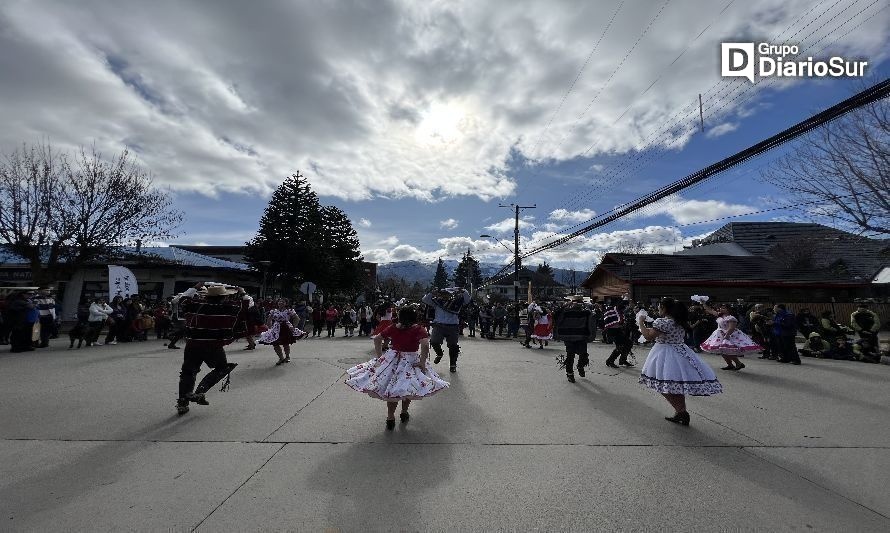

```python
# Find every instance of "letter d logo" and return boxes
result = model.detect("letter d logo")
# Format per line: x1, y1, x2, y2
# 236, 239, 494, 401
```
721, 43, 755, 83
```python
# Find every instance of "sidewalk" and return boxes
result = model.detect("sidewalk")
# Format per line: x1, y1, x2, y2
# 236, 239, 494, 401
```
0, 335, 888, 531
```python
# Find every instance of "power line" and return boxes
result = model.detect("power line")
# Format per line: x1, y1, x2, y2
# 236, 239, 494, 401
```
522, 0, 885, 251
520, 78, 890, 258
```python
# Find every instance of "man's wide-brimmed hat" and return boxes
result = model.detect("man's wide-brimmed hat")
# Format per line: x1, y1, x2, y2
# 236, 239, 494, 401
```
564, 294, 585, 302
205, 285, 237, 296
808, 332, 821, 338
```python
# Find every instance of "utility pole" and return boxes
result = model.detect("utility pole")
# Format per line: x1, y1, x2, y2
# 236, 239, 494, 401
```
499, 203, 536, 330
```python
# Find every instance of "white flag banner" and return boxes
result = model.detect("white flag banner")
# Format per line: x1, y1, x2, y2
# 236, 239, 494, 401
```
108, 265, 139, 299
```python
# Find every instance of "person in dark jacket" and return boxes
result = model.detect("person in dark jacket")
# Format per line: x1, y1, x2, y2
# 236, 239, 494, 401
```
795, 308, 819, 339
553, 295, 597, 383
773, 304, 800, 364
7, 291, 36, 353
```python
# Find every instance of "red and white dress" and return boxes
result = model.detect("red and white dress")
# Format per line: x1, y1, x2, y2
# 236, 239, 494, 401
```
258, 309, 306, 346
345, 324, 449, 401
370, 307, 394, 337
531, 313, 553, 340
700, 315, 761, 355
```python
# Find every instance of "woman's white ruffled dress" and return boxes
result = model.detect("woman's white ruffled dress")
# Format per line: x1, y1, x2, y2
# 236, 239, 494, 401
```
640, 318, 723, 396
700, 315, 761, 355
346, 350, 449, 401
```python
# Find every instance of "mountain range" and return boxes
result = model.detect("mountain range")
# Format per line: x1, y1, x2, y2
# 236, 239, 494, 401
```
376, 259, 588, 287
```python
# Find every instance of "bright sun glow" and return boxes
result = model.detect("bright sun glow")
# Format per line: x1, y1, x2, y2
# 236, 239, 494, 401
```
415, 102, 465, 145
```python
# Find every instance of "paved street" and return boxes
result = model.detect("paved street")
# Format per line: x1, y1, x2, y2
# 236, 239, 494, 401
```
0, 334, 888, 532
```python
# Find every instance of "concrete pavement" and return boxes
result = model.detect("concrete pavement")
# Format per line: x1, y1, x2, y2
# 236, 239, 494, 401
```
0, 334, 888, 531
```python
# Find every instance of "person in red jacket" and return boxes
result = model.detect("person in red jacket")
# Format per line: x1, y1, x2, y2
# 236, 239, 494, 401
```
325, 304, 340, 338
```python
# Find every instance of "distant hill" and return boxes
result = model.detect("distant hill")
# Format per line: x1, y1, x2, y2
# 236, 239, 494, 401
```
377, 259, 587, 288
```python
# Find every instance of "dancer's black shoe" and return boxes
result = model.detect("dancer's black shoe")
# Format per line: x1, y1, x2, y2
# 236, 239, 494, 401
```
735, 362, 745, 370
449, 365, 456, 373
665, 412, 690, 426
566, 373, 575, 383
176, 399, 190, 415
577, 366, 586, 377
721, 365, 735, 370
385, 419, 395, 430
433, 353, 443, 364
186, 392, 209, 405
400, 412, 410, 423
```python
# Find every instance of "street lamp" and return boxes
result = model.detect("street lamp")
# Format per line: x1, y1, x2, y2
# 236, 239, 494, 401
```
623, 258, 636, 303
258, 260, 272, 300
479, 234, 513, 253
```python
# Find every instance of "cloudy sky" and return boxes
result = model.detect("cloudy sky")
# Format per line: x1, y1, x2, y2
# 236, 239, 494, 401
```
1, 0, 887, 270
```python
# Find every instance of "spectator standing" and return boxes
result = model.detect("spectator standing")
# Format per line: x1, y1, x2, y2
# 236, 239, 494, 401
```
342, 304, 357, 337
35, 287, 56, 348
773, 304, 800, 365
325, 304, 339, 338
310, 304, 325, 337
7, 291, 36, 352
87, 298, 113, 346
795, 308, 819, 339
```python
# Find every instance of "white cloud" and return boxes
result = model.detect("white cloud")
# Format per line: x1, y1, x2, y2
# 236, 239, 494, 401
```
549, 208, 596, 223
484, 216, 535, 235
705, 122, 738, 139
377, 236, 399, 246
358, 218, 372, 227
2, 0, 884, 203
626, 194, 755, 224
439, 218, 459, 229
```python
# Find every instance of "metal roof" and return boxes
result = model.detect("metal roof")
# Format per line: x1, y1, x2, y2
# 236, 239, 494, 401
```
0, 245, 250, 271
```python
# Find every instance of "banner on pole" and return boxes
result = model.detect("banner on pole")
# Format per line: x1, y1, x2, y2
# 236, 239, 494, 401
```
108, 265, 139, 299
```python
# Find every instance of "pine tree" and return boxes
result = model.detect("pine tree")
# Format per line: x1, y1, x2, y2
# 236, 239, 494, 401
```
319, 205, 364, 292
433, 258, 448, 289
536, 262, 554, 279
246, 172, 363, 295
453, 249, 483, 289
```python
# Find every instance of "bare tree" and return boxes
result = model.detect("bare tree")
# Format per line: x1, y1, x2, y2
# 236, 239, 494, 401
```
0, 143, 183, 285
762, 96, 888, 235
768, 242, 817, 271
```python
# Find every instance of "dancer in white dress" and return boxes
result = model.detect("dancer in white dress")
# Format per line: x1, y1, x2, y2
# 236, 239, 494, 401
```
638, 298, 722, 426
700, 304, 761, 371
530, 308, 553, 349
258, 298, 307, 365
345, 306, 449, 431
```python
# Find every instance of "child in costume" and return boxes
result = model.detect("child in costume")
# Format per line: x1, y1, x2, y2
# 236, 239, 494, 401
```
345, 307, 449, 430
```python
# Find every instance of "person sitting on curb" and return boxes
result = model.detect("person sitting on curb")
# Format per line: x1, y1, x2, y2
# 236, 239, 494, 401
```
853, 338, 880, 364
799, 332, 831, 358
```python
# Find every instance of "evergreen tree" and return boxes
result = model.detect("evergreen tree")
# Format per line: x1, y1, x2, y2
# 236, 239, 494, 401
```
318, 205, 364, 292
536, 262, 554, 278
453, 249, 483, 289
433, 258, 448, 289
246, 172, 363, 295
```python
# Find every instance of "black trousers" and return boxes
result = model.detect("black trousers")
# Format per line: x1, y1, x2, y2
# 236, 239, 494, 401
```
10, 325, 33, 352
430, 323, 461, 365
563, 339, 589, 373
178, 344, 235, 398
778, 335, 799, 363
605, 328, 631, 365
39, 316, 55, 347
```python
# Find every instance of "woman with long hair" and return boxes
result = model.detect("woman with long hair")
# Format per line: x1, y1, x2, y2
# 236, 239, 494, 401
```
700, 303, 760, 371
345, 306, 449, 430
258, 298, 307, 365
638, 298, 722, 426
